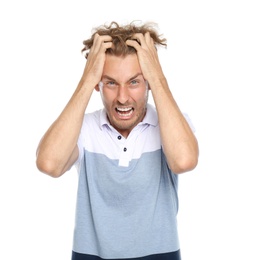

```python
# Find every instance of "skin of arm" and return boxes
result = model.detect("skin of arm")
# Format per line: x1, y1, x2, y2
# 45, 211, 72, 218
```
126, 32, 199, 174
36, 34, 113, 177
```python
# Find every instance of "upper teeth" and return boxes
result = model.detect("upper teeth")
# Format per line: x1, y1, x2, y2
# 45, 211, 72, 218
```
117, 107, 132, 111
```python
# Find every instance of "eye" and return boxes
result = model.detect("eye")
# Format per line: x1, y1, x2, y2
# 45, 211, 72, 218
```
128, 79, 141, 89
105, 81, 117, 88
107, 81, 115, 85
130, 79, 138, 85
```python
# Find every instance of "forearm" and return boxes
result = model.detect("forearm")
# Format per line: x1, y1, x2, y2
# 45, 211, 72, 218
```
36, 79, 95, 177
150, 77, 199, 174
36, 34, 114, 177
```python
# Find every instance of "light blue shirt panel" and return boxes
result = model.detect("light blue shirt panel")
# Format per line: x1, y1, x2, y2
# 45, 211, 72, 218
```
73, 150, 179, 258
74, 104, 180, 258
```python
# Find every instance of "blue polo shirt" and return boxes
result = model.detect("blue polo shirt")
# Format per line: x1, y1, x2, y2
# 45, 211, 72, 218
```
73, 104, 181, 259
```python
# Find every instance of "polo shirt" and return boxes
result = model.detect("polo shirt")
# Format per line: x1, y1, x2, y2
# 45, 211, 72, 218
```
73, 104, 181, 259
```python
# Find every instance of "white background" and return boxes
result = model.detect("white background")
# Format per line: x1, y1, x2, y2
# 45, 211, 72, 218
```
0, 0, 253, 259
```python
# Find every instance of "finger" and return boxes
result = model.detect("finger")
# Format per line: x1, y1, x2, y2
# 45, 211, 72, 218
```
86, 40, 113, 62
92, 33, 113, 53
130, 33, 146, 46
144, 32, 153, 45
87, 42, 113, 61
130, 33, 155, 51
101, 42, 113, 52
94, 34, 113, 44
126, 39, 142, 50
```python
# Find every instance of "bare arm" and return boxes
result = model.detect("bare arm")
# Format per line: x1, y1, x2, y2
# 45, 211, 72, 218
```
149, 76, 199, 174
36, 34, 113, 177
126, 33, 199, 174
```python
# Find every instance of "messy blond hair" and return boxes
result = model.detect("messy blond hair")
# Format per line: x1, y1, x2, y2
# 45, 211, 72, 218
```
82, 21, 167, 58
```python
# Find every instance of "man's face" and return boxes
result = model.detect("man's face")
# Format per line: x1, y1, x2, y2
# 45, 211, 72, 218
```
97, 54, 149, 137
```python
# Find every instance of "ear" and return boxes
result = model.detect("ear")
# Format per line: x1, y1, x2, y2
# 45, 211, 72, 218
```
145, 80, 151, 90
95, 81, 103, 92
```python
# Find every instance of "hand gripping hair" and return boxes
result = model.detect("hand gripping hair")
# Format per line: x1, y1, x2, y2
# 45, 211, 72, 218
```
81, 21, 167, 59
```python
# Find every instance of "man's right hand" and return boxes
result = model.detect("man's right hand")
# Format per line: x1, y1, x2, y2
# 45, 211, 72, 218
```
81, 33, 113, 89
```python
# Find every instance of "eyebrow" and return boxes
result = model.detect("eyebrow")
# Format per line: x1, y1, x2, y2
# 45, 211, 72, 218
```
101, 73, 143, 83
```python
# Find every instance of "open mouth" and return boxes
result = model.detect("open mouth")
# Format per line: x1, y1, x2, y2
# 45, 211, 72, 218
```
115, 107, 134, 117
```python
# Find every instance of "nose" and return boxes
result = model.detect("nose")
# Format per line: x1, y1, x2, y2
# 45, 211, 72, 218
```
117, 85, 130, 104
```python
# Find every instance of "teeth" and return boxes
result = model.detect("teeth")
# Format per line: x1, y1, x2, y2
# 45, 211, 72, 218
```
116, 107, 133, 117
117, 107, 132, 112
118, 110, 133, 117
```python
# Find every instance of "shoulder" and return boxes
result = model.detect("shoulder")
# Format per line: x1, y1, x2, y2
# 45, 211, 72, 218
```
80, 109, 104, 132
143, 104, 158, 126
84, 109, 101, 122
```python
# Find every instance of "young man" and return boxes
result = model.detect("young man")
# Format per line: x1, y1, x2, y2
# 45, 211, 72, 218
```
36, 21, 199, 260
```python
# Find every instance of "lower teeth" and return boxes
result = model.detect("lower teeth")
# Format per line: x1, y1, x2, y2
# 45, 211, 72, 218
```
118, 110, 133, 117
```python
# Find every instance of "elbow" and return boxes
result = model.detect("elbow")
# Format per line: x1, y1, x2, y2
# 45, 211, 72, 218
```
171, 154, 199, 174
36, 157, 64, 178
173, 140, 199, 174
